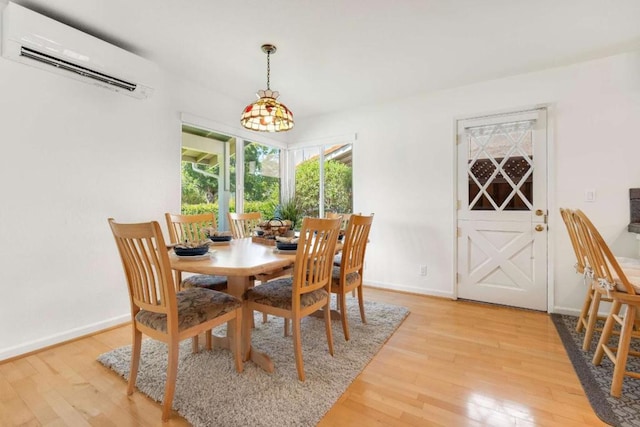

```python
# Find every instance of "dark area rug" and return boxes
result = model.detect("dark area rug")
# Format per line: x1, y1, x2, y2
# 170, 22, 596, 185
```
551, 313, 640, 427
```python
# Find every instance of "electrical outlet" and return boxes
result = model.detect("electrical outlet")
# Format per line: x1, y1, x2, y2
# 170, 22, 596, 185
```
419, 265, 428, 276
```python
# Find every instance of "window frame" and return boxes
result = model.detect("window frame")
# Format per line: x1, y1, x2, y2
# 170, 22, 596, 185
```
180, 113, 355, 225
286, 133, 356, 218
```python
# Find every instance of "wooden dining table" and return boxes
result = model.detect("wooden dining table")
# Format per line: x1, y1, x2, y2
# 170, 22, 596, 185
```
169, 237, 296, 373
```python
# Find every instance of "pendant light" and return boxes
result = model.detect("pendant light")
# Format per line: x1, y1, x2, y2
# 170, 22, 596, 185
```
240, 44, 294, 132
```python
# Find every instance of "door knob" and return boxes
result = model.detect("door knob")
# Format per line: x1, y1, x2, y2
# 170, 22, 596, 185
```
535, 209, 544, 216
535, 224, 545, 232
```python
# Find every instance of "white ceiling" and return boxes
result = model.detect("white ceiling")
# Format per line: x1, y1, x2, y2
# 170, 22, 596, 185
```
10, 0, 640, 119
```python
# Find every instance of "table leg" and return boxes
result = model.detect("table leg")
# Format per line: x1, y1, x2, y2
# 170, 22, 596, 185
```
227, 275, 274, 373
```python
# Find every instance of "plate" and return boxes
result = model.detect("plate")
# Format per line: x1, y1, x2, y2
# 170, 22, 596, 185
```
174, 246, 209, 256
276, 242, 298, 251
175, 251, 214, 261
274, 248, 297, 254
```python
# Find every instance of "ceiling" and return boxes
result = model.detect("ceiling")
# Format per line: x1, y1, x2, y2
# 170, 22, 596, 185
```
10, 0, 640, 120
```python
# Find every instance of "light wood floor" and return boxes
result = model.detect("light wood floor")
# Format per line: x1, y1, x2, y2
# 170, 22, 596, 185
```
0, 288, 608, 426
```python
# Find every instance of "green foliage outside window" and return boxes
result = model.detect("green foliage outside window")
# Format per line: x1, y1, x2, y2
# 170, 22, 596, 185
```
181, 201, 277, 219
243, 143, 279, 202
181, 162, 218, 204
181, 151, 352, 224
295, 159, 352, 218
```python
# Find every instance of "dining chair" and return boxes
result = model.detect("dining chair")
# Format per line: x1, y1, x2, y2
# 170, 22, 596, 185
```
227, 211, 262, 239
165, 212, 228, 292
560, 208, 608, 351
326, 211, 352, 231
330, 213, 374, 341
108, 218, 243, 421
571, 210, 640, 397
327, 212, 361, 266
244, 217, 341, 381
327, 212, 350, 265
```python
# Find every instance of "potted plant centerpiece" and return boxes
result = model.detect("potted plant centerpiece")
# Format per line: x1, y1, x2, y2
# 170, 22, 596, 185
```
275, 195, 302, 231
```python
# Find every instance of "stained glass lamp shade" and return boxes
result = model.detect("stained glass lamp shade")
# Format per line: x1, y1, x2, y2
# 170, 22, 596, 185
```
240, 89, 294, 132
240, 44, 294, 132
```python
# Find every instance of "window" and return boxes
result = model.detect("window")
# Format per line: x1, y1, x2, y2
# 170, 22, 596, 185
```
180, 116, 353, 227
323, 143, 353, 214
242, 140, 281, 216
180, 124, 282, 228
289, 143, 353, 218
180, 125, 232, 228
465, 120, 534, 211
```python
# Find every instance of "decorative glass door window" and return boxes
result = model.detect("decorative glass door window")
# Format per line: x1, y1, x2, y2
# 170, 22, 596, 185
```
466, 120, 534, 211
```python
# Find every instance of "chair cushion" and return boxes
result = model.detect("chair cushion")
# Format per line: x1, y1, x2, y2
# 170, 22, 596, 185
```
181, 274, 228, 291
586, 258, 640, 293
616, 267, 640, 293
330, 266, 360, 288
245, 278, 328, 310
617, 256, 640, 267
135, 288, 241, 333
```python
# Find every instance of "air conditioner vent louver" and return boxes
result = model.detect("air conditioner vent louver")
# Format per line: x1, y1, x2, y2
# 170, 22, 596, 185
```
1, 2, 154, 99
20, 47, 138, 92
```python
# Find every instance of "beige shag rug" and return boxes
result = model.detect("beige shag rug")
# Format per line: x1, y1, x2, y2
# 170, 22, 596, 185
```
97, 297, 409, 426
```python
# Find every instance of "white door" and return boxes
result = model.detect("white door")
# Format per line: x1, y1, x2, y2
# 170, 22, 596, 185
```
456, 109, 548, 311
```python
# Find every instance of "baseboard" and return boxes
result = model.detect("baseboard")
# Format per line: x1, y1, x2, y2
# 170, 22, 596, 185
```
551, 306, 581, 316
0, 313, 130, 362
551, 305, 614, 319
365, 280, 455, 299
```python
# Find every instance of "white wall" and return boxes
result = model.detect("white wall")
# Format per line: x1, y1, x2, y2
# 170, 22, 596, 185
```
0, 22, 282, 359
0, 56, 170, 359
289, 50, 640, 314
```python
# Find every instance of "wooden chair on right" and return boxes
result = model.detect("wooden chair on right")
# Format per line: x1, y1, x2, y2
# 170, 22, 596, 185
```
108, 218, 243, 421
330, 213, 374, 341
560, 208, 609, 350
165, 212, 228, 292
560, 208, 640, 351
572, 210, 640, 397
227, 211, 262, 239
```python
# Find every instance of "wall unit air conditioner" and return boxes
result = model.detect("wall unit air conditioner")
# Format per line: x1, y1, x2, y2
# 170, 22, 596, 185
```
1, 2, 154, 99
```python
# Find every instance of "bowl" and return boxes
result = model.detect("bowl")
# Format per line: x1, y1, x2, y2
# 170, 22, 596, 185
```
174, 246, 209, 256
276, 242, 298, 251
210, 235, 232, 242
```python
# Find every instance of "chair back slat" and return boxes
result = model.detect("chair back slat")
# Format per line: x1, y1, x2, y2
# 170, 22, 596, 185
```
108, 219, 177, 315
227, 212, 262, 238
293, 217, 341, 296
572, 210, 637, 295
124, 237, 156, 305
341, 214, 374, 276
559, 208, 587, 274
165, 213, 216, 244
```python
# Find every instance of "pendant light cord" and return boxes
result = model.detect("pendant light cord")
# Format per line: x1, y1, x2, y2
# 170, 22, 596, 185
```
266, 50, 271, 90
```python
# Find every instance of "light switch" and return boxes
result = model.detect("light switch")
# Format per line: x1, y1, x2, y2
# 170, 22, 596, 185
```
585, 189, 596, 202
